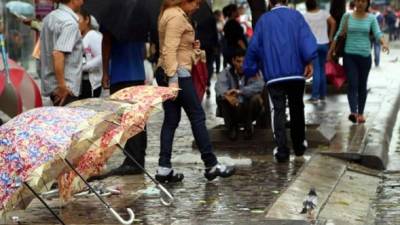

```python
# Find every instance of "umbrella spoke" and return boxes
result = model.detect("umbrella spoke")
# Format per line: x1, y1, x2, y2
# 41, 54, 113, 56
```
24, 182, 65, 225
63, 159, 135, 225
116, 144, 174, 206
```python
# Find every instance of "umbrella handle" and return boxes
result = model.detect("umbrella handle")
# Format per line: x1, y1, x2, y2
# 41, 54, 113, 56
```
109, 207, 135, 225
0, 34, 10, 83
157, 184, 174, 206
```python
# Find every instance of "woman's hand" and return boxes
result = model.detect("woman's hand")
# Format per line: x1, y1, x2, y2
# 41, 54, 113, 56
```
193, 40, 201, 50
169, 81, 179, 89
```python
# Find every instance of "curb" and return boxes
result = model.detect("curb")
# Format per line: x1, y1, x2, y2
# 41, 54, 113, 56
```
360, 80, 400, 170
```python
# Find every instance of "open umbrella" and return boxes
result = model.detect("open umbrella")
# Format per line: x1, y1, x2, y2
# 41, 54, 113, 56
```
5, 1, 35, 17
58, 86, 178, 206
0, 34, 43, 118
0, 107, 135, 225
83, 0, 162, 41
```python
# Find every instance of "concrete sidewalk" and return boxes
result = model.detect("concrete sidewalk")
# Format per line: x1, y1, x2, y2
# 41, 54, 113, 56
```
265, 47, 400, 225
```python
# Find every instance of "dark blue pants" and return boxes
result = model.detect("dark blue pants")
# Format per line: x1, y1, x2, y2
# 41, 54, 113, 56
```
343, 54, 372, 115
311, 44, 328, 99
155, 68, 218, 168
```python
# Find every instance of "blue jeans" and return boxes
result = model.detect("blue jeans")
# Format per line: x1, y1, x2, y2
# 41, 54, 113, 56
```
155, 67, 218, 168
343, 54, 372, 115
311, 44, 329, 99
373, 41, 381, 67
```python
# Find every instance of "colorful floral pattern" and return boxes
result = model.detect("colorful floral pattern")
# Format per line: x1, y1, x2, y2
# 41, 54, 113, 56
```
0, 107, 97, 210
58, 86, 177, 201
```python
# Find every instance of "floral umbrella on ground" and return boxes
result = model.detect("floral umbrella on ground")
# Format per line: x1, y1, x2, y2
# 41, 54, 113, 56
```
58, 86, 178, 205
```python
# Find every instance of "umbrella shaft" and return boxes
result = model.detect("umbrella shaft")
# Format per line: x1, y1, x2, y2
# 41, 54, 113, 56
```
24, 182, 66, 225
64, 159, 111, 208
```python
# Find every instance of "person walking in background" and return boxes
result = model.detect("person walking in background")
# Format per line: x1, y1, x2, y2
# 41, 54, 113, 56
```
96, 33, 147, 178
215, 48, 264, 141
371, 4, 384, 67
304, 0, 336, 103
214, 9, 224, 74
223, 4, 247, 67
385, 6, 397, 42
78, 9, 102, 98
40, 0, 84, 106
244, 0, 317, 163
328, 0, 389, 124
155, 0, 235, 183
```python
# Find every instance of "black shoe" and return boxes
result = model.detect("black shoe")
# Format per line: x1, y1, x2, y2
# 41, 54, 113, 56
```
88, 165, 143, 181
228, 128, 238, 141
204, 164, 235, 181
244, 124, 254, 140
274, 148, 290, 163
155, 170, 184, 184
206, 88, 211, 98
348, 114, 357, 123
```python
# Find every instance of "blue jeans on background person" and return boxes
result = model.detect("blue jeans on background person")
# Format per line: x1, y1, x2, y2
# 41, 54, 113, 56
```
343, 53, 372, 115
373, 40, 381, 67
155, 67, 218, 169
311, 44, 329, 100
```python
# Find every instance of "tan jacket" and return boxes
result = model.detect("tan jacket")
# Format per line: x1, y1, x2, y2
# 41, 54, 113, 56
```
158, 6, 199, 77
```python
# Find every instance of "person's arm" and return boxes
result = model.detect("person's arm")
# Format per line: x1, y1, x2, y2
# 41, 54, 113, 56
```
371, 16, 390, 53
328, 14, 347, 61
298, 14, 318, 65
327, 15, 337, 43
162, 14, 186, 87
83, 32, 103, 72
243, 19, 262, 77
52, 23, 79, 105
101, 31, 112, 89
240, 75, 264, 97
215, 69, 231, 97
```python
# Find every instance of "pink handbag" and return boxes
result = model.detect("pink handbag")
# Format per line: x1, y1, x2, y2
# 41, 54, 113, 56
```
325, 61, 347, 90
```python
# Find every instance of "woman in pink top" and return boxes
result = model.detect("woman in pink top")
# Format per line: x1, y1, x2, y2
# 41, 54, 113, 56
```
155, 0, 235, 183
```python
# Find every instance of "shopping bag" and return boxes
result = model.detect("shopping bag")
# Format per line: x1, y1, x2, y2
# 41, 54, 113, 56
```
191, 60, 208, 102
325, 61, 346, 90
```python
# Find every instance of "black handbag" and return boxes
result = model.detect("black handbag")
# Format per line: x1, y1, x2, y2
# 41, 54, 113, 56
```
333, 15, 350, 60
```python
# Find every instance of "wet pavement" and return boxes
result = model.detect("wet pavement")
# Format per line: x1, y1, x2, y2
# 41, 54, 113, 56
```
2, 47, 400, 225
373, 110, 400, 225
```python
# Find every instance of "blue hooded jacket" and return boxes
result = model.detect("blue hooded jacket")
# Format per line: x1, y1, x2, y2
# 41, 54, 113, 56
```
243, 6, 317, 85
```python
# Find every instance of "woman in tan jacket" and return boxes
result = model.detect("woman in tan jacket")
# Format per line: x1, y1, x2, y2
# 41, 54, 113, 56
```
155, 0, 235, 183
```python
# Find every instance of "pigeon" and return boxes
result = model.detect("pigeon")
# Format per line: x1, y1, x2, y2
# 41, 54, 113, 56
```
300, 188, 318, 218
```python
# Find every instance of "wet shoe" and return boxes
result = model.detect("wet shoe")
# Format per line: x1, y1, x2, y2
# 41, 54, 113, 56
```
204, 163, 235, 181
274, 147, 290, 163
155, 170, 184, 184
244, 124, 254, 140
307, 98, 319, 104
348, 114, 357, 123
357, 115, 366, 123
228, 128, 238, 141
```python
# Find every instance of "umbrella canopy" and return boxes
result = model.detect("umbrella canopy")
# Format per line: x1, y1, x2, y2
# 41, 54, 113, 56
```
83, 0, 162, 42
0, 107, 98, 211
5, 1, 35, 17
58, 86, 178, 202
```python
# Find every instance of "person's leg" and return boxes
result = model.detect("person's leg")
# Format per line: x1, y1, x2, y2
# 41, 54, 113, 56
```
93, 86, 102, 97
357, 55, 372, 121
311, 48, 321, 100
373, 41, 381, 67
343, 54, 360, 120
217, 98, 239, 140
319, 44, 329, 99
268, 83, 290, 162
287, 80, 307, 156
79, 79, 92, 99
243, 94, 263, 139
179, 77, 218, 168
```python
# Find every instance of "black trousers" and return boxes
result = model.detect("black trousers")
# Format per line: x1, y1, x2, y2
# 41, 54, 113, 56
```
110, 81, 147, 168
79, 79, 102, 99
267, 80, 306, 156
217, 94, 263, 130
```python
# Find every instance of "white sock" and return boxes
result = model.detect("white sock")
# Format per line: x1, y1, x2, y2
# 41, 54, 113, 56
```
209, 163, 226, 173
157, 167, 172, 176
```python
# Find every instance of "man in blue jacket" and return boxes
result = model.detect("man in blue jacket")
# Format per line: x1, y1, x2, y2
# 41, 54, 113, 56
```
243, 0, 317, 163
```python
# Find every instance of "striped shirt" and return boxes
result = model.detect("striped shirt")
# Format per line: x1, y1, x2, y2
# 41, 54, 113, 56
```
334, 13, 383, 57
40, 4, 83, 97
